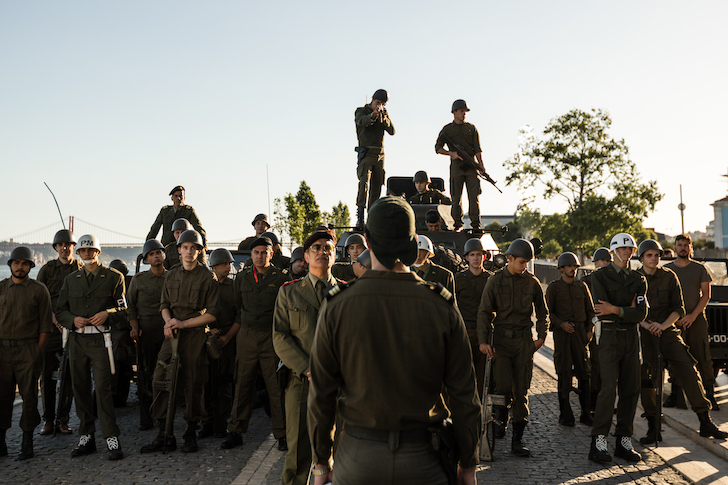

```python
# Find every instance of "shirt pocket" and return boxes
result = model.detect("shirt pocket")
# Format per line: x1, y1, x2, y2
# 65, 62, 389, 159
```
289, 303, 308, 331
165, 280, 181, 303
495, 282, 511, 309
68, 287, 86, 308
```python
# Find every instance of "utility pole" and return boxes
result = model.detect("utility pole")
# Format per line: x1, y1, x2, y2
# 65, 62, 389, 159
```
678, 185, 685, 235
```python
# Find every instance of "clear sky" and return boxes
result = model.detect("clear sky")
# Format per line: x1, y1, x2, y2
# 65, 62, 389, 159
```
2, 1, 726, 245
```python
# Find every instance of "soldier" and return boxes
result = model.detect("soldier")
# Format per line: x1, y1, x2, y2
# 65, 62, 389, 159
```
141, 229, 219, 454
289, 247, 308, 280
128, 239, 167, 430
107, 259, 133, 407
332, 233, 367, 281
635, 239, 726, 444
164, 218, 206, 269
36, 229, 81, 436
354, 89, 395, 227
201, 249, 240, 439
412, 235, 455, 294
454, 238, 492, 398
238, 213, 271, 251
665, 234, 718, 410
56, 234, 127, 460
258, 232, 290, 270
435, 99, 484, 231
477, 238, 548, 457
0, 247, 52, 460
408, 171, 452, 205
308, 196, 481, 485
425, 210, 444, 231
273, 231, 340, 485
587, 233, 647, 464
582, 247, 611, 413
146, 185, 207, 247
545, 252, 596, 427
352, 249, 371, 278
223, 237, 288, 450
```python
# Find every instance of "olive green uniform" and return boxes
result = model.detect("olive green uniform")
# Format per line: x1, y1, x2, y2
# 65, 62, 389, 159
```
238, 236, 257, 251
435, 122, 482, 229
151, 263, 219, 423
57, 266, 127, 439
413, 261, 455, 295
581, 272, 601, 405
163, 241, 206, 270
331, 262, 356, 282
477, 268, 548, 424
146, 205, 207, 247
243, 251, 290, 272
309, 271, 481, 485
37, 258, 82, 426
355, 104, 395, 211
637, 266, 710, 415
408, 189, 452, 205
589, 263, 648, 438
454, 268, 492, 397
0, 277, 52, 433
273, 272, 339, 485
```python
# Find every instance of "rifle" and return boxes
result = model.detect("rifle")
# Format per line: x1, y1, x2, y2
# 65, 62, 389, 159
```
53, 328, 71, 437
480, 335, 505, 461
163, 336, 181, 453
135, 333, 153, 429
440, 133, 502, 193
653, 333, 663, 448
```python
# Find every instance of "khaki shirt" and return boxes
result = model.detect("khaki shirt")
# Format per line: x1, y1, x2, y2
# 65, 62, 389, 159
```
272, 271, 338, 377
37, 258, 84, 312
146, 205, 207, 247
234, 265, 288, 331
454, 268, 491, 328
590, 263, 648, 324
160, 263, 219, 321
435, 121, 482, 158
308, 270, 481, 468
354, 104, 395, 148
477, 267, 549, 345
127, 269, 167, 320
413, 261, 455, 295
163, 241, 206, 270
214, 277, 237, 333
545, 278, 595, 334
0, 277, 53, 340
408, 188, 452, 205
56, 265, 127, 329
637, 266, 685, 324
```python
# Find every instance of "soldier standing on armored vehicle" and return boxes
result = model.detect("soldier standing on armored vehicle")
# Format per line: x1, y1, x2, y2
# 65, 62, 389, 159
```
545, 252, 595, 427
354, 89, 395, 228
146, 185, 207, 247
412, 235, 455, 294
37, 229, 81, 436
477, 238, 548, 458
239, 213, 271, 251
408, 171, 452, 205
436, 99, 484, 232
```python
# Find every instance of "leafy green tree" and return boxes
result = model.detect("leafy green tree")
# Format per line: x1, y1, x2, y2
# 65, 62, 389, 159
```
323, 201, 350, 240
273, 181, 323, 246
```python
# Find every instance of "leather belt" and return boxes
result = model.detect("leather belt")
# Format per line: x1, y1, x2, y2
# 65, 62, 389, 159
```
345, 425, 429, 443
0, 338, 37, 347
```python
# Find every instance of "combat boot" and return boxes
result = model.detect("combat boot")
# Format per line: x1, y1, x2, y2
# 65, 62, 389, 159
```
578, 379, 593, 425
493, 406, 509, 439
697, 411, 728, 439
198, 422, 214, 440
639, 416, 662, 445
221, 431, 243, 449
71, 434, 97, 457
182, 421, 199, 453
511, 421, 530, 457
706, 386, 721, 411
558, 395, 575, 426
106, 436, 124, 461
141, 421, 176, 453
664, 384, 688, 409
614, 436, 641, 462
0, 429, 7, 457
17, 431, 34, 460
355, 207, 365, 229
588, 435, 611, 463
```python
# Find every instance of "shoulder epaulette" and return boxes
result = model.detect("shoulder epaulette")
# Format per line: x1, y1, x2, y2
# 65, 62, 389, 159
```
325, 280, 355, 300
429, 282, 454, 305
281, 268, 289, 274
281, 278, 302, 287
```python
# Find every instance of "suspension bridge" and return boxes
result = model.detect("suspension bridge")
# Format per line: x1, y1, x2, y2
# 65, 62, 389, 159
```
0, 216, 145, 248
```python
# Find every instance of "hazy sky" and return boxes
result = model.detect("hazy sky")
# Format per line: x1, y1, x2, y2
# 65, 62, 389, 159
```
2, 1, 726, 245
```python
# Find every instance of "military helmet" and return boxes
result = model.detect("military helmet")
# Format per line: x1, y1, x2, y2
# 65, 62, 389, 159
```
638, 239, 663, 259
209, 248, 234, 267
610, 233, 637, 251
172, 218, 192, 233
463, 238, 485, 256
417, 235, 435, 258
413, 171, 429, 183
177, 229, 203, 248
592, 247, 612, 262
372, 89, 388, 103
557, 252, 580, 268
357, 249, 372, 270
109, 259, 129, 276
261, 231, 280, 245
290, 246, 305, 264
345, 233, 366, 249
251, 213, 270, 228
8, 246, 35, 268
142, 239, 164, 259
505, 238, 534, 260
53, 229, 76, 248
76, 234, 101, 252
451, 99, 470, 112
425, 210, 441, 224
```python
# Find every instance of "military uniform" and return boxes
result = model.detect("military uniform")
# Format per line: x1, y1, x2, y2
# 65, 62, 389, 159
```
331, 262, 356, 282
355, 104, 395, 211
408, 188, 452, 205
580, 272, 601, 409
273, 272, 339, 485
238, 236, 256, 251
56, 265, 127, 440
435, 122, 482, 229
0, 277, 52, 435
309, 270, 481, 484
413, 261, 455, 295
243, 251, 290, 272
146, 205, 207, 247
228, 265, 288, 440
36, 258, 82, 429
163, 241, 206, 270
454, 267, 492, 397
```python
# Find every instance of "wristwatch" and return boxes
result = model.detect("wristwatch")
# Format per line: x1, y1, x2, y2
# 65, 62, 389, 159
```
311, 465, 330, 476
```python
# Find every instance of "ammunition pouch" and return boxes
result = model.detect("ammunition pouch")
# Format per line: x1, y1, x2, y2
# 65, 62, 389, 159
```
355, 146, 368, 164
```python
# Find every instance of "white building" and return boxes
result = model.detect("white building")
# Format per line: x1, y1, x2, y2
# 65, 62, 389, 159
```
711, 196, 728, 249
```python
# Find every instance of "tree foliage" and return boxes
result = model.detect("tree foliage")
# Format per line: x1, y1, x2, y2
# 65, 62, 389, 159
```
323, 201, 350, 240
273, 181, 322, 247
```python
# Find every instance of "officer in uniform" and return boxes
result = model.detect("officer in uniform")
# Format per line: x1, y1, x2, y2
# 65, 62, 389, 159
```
454, 238, 492, 398
0, 247, 52, 460
545, 252, 595, 427
354, 89, 395, 227
588, 233, 647, 464
477, 238, 548, 457
223, 237, 288, 451
37, 229, 81, 435
56, 235, 127, 460
255, 232, 290, 271
332, 233, 367, 282
289, 247, 308, 280
141, 229, 219, 454
408, 171, 452, 205
308, 196, 481, 485
128, 239, 167, 430
273, 231, 340, 485
412, 235, 454, 294
435, 100, 484, 231
147, 185, 207, 247
635, 239, 726, 444
164, 218, 206, 269
201, 249, 240, 439
582, 247, 611, 413
238, 213, 271, 251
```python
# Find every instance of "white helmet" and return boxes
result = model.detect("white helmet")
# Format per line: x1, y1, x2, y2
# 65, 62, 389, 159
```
417, 235, 435, 258
609, 233, 636, 251
76, 234, 101, 252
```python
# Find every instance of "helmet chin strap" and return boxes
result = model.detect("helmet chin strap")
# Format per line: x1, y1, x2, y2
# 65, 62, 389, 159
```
613, 250, 624, 263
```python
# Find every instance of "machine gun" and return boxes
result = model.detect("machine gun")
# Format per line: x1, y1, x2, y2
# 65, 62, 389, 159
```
440, 133, 502, 193
53, 328, 71, 437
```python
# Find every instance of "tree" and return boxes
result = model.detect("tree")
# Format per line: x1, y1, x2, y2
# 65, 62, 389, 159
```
323, 201, 350, 240
273, 181, 323, 247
